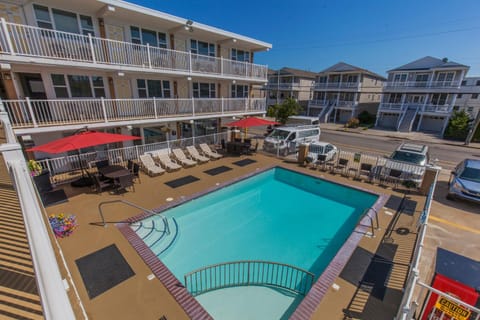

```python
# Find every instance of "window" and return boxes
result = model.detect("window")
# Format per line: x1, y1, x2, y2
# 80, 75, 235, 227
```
414, 74, 429, 86
130, 26, 167, 48
51, 74, 105, 98
344, 74, 358, 83
231, 85, 249, 98
476, 80, 480, 86
431, 93, 448, 105
388, 93, 402, 103
317, 76, 327, 83
393, 73, 407, 82
51, 74, 68, 98
461, 80, 467, 86
190, 40, 215, 57
458, 94, 463, 98
33, 5, 94, 35
136, 79, 171, 98
33, 5, 53, 29
193, 83, 216, 98
436, 72, 454, 82
231, 49, 250, 62
472, 93, 479, 99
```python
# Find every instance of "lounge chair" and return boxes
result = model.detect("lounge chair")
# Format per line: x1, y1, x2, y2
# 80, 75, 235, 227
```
199, 143, 223, 160
139, 154, 165, 177
172, 148, 197, 168
186, 145, 210, 164
153, 151, 182, 172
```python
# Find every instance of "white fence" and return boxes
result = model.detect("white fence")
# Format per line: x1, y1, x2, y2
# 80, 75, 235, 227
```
3, 98, 266, 128
0, 19, 268, 81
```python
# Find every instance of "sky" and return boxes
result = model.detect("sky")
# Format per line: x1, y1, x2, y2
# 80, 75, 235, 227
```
131, 0, 480, 76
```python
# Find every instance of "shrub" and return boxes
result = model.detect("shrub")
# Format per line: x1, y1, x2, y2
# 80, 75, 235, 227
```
345, 117, 360, 128
444, 110, 472, 140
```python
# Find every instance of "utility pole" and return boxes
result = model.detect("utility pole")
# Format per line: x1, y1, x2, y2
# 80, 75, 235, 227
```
465, 110, 480, 145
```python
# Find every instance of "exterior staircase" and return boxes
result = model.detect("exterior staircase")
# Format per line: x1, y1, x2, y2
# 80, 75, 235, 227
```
397, 106, 419, 132
319, 104, 334, 123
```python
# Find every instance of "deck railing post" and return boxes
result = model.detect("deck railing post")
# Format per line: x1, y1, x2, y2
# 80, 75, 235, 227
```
220, 56, 223, 75
88, 33, 96, 63
146, 43, 152, 69
1, 18, 15, 55
153, 97, 158, 118
100, 97, 108, 123
25, 97, 38, 127
191, 97, 195, 117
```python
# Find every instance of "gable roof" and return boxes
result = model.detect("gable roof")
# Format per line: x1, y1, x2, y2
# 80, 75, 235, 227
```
389, 56, 470, 72
318, 62, 386, 80
269, 67, 317, 79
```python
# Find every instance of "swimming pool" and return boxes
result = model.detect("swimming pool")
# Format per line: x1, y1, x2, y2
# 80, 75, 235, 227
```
127, 167, 380, 319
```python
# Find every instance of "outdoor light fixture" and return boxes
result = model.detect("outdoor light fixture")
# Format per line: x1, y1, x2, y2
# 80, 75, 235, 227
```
187, 76, 192, 81
185, 19, 194, 32
232, 38, 237, 43
117, 72, 125, 77
232, 80, 236, 84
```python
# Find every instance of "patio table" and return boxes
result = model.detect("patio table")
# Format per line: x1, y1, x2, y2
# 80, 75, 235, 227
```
98, 165, 130, 179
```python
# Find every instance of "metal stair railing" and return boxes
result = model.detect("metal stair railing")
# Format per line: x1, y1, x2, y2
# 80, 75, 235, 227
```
184, 260, 315, 297
97, 199, 170, 235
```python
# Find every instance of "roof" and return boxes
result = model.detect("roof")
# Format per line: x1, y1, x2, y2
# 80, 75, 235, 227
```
269, 67, 317, 79
388, 56, 470, 72
435, 247, 480, 291
318, 62, 386, 80
98, 0, 272, 51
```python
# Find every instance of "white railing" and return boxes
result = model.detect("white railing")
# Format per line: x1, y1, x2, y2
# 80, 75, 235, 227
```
384, 80, 461, 89
0, 19, 268, 81
308, 99, 328, 108
378, 103, 405, 111
314, 82, 360, 90
420, 104, 452, 114
336, 100, 357, 109
0, 144, 76, 319
265, 83, 303, 90
3, 98, 266, 128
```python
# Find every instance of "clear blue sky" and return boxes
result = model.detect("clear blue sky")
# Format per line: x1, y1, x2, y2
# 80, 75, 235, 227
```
131, 0, 480, 76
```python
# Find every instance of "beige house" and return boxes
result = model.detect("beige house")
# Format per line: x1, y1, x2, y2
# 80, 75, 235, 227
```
309, 62, 385, 123
265, 67, 316, 110
455, 76, 480, 119
0, 0, 271, 150
376, 56, 469, 134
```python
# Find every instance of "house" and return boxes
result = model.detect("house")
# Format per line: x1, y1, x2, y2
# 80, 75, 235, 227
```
455, 76, 480, 120
265, 67, 316, 110
376, 56, 469, 134
0, 0, 271, 152
308, 62, 385, 123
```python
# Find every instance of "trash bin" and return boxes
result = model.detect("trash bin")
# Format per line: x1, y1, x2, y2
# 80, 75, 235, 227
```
297, 143, 308, 164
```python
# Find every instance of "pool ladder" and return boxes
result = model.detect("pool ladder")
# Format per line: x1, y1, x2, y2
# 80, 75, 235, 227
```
361, 207, 379, 237
97, 199, 170, 235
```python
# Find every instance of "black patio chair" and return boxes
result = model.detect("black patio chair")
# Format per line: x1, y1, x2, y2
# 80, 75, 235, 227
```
247, 142, 258, 155
92, 174, 114, 194
316, 154, 327, 170
383, 168, 403, 188
358, 163, 373, 182
33, 171, 68, 207
131, 163, 141, 183
114, 174, 135, 193
334, 158, 349, 176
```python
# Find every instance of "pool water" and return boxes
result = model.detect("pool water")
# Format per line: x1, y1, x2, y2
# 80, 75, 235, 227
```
133, 167, 378, 318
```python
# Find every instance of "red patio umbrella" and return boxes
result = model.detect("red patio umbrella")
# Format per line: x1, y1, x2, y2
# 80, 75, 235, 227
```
28, 129, 140, 186
225, 116, 279, 128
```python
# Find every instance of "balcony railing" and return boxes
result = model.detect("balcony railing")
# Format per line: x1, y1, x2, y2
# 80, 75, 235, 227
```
314, 82, 360, 90
0, 19, 268, 81
379, 103, 452, 114
265, 83, 303, 90
3, 97, 266, 128
420, 104, 452, 114
384, 80, 461, 89
336, 100, 357, 109
378, 103, 406, 111
308, 99, 328, 107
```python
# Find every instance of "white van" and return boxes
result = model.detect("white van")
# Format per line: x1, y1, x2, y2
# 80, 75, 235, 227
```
263, 125, 321, 156
286, 116, 320, 127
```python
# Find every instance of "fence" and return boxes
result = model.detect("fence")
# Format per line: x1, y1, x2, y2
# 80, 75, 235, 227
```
184, 260, 315, 297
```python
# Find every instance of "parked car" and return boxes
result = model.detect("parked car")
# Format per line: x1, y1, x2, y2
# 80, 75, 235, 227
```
302, 141, 337, 164
389, 143, 430, 166
447, 159, 480, 204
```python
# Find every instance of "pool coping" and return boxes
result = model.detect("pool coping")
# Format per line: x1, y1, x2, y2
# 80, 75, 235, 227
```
117, 165, 388, 320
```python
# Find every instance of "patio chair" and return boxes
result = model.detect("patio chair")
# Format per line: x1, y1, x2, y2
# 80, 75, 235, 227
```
153, 151, 182, 172
33, 171, 69, 207
247, 142, 258, 155
199, 143, 223, 160
172, 148, 197, 168
382, 168, 403, 188
334, 158, 349, 176
139, 154, 166, 177
128, 160, 141, 183
114, 174, 135, 193
358, 163, 373, 182
186, 145, 210, 164
92, 174, 115, 193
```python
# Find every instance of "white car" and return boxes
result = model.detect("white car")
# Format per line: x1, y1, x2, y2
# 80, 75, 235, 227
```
302, 141, 338, 164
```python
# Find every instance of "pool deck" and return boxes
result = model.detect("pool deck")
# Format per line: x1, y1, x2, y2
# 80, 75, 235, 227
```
2, 149, 479, 319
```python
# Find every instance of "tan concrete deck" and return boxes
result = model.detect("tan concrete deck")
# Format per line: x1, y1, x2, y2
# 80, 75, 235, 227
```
34, 151, 431, 320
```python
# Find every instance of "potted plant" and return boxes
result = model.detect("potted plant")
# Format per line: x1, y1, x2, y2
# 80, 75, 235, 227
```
27, 159, 43, 177
49, 213, 77, 238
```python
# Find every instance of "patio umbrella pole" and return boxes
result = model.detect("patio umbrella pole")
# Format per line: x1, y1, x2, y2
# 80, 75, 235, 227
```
71, 150, 93, 187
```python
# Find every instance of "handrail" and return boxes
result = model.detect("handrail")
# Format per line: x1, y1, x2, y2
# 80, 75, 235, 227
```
97, 199, 169, 235
358, 207, 379, 237
184, 260, 315, 297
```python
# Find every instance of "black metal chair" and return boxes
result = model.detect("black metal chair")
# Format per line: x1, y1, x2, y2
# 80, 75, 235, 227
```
316, 154, 327, 170
358, 163, 373, 182
334, 158, 349, 176
114, 174, 135, 193
131, 163, 141, 183
247, 142, 258, 155
92, 174, 114, 193
95, 159, 109, 169
383, 168, 403, 188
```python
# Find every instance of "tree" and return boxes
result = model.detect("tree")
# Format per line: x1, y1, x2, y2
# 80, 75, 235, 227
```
266, 97, 302, 124
444, 110, 472, 140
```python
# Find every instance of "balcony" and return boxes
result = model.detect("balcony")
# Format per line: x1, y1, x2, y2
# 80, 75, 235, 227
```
384, 80, 461, 90
308, 100, 328, 108
336, 101, 358, 109
265, 83, 303, 90
378, 103, 452, 115
314, 82, 360, 90
3, 97, 266, 130
378, 103, 406, 112
0, 20, 268, 81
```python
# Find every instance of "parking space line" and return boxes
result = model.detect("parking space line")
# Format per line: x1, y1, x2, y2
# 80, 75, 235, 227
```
429, 215, 480, 235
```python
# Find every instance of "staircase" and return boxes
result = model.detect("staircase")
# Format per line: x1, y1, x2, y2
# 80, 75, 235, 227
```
319, 104, 334, 123
397, 106, 419, 132
131, 216, 179, 256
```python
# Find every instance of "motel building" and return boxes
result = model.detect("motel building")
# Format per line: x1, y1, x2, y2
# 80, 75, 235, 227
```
0, 0, 271, 158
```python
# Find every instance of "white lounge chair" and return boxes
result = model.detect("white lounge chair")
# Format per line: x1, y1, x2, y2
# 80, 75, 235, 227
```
153, 151, 182, 172
139, 154, 165, 177
199, 143, 223, 160
172, 148, 197, 168
186, 145, 209, 164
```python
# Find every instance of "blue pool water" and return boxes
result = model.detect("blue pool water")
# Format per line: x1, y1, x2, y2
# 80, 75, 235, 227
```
132, 167, 378, 318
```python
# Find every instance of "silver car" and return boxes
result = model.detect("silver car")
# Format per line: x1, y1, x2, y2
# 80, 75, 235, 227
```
447, 159, 480, 204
